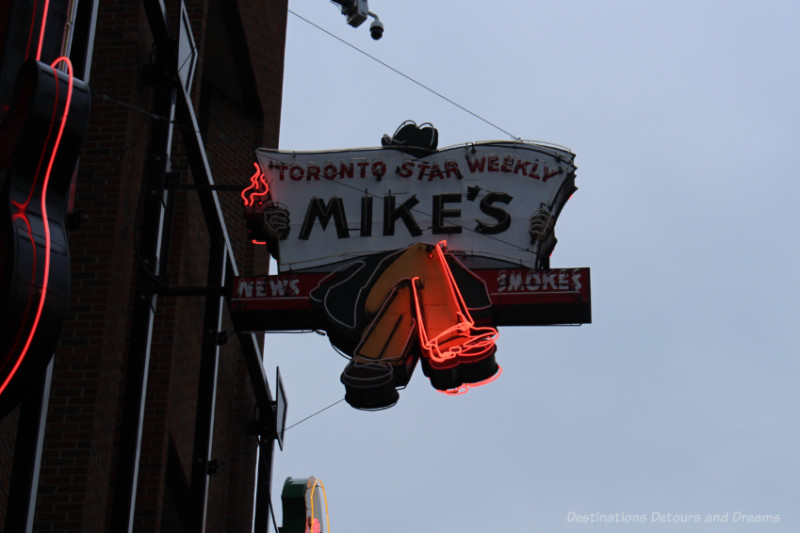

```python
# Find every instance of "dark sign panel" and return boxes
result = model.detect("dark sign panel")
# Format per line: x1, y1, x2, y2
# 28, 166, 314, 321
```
231, 267, 591, 330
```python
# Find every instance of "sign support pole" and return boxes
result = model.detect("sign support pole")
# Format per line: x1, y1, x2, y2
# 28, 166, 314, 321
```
4, 361, 53, 533
173, 67, 279, 533
253, 436, 276, 533
188, 238, 227, 532
108, 40, 177, 533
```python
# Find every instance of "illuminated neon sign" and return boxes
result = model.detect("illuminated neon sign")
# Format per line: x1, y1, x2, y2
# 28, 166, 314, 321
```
281, 476, 330, 533
1, 1, 91, 417
240, 132, 588, 409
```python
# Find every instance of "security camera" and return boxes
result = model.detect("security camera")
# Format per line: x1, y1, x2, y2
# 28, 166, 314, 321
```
331, 0, 368, 27
369, 16, 384, 40
332, 0, 385, 40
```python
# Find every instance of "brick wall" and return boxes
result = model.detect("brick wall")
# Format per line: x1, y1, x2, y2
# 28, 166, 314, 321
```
0, 0, 286, 530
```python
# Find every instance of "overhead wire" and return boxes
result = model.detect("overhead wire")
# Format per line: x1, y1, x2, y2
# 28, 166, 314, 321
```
284, 398, 346, 432
287, 9, 520, 141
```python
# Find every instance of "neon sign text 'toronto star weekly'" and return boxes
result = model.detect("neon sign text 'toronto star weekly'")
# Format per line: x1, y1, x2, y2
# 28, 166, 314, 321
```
253, 141, 576, 272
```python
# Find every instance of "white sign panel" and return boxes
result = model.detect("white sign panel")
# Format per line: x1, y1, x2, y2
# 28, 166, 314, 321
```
254, 141, 576, 272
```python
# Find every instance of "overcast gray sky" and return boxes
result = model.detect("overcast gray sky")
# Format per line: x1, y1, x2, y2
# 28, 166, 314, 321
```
264, 1, 800, 531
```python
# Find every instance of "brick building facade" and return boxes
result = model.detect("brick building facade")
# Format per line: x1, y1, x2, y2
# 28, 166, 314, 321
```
1, 0, 287, 530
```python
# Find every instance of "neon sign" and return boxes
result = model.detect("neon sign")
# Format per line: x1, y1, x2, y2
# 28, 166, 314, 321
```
1, 1, 91, 416
281, 477, 330, 533
241, 161, 269, 208
240, 133, 588, 409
